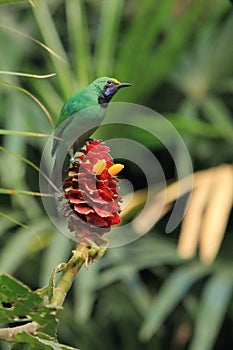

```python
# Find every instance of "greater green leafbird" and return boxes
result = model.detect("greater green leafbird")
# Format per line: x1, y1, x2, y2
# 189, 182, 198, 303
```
51, 77, 132, 186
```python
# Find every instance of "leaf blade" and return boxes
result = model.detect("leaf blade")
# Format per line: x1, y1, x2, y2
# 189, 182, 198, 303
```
189, 271, 233, 350
139, 263, 210, 341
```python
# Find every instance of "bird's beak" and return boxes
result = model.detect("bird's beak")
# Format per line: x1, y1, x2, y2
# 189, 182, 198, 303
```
117, 82, 133, 89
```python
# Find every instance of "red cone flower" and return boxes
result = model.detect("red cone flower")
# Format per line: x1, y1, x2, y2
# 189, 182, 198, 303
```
58, 140, 123, 245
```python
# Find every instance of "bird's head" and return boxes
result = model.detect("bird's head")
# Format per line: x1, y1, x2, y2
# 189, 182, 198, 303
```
92, 77, 133, 106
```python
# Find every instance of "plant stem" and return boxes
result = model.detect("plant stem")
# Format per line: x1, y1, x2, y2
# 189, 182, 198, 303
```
0, 321, 39, 342
49, 243, 90, 307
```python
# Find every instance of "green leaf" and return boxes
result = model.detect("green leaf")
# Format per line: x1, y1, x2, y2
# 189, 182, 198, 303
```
65, 0, 91, 86
0, 70, 55, 79
117, 0, 211, 102
139, 263, 211, 341
169, 115, 233, 140
32, 0, 76, 98
0, 80, 54, 127
95, 0, 124, 76
12, 332, 79, 350
0, 274, 59, 337
189, 270, 233, 350
0, 0, 27, 3
0, 129, 54, 138
0, 274, 41, 325
0, 211, 28, 230
0, 228, 41, 274
202, 96, 233, 130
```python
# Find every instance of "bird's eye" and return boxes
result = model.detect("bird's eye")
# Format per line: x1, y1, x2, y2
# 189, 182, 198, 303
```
107, 80, 112, 85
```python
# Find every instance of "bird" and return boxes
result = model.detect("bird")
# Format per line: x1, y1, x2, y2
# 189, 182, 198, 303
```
50, 77, 132, 188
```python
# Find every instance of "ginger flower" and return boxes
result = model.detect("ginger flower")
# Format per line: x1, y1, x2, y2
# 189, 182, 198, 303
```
58, 140, 123, 245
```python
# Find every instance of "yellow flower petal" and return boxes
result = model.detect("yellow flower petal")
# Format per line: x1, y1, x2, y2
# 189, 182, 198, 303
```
108, 164, 124, 176
93, 160, 106, 175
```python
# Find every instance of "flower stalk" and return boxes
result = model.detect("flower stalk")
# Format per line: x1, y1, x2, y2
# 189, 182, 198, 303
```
49, 242, 107, 308
49, 243, 90, 307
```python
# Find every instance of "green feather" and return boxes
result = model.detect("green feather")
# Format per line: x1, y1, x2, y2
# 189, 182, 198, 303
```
50, 76, 132, 183
55, 77, 109, 128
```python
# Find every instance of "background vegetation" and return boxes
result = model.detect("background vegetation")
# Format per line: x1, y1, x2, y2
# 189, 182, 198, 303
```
0, 0, 232, 349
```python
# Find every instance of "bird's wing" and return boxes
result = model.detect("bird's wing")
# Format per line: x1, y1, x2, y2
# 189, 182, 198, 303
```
51, 115, 74, 157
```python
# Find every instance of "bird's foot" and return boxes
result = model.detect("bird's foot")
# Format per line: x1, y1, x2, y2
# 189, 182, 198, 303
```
70, 155, 76, 164
68, 148, 76, 164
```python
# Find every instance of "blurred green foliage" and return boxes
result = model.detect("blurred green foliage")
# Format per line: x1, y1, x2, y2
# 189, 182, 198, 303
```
0, 1, 232, 349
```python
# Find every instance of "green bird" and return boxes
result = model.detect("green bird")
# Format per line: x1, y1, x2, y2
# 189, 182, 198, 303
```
51, 77, 132, 185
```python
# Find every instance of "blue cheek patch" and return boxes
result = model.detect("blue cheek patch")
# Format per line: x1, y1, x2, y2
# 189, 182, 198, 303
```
105, 87, 114, 97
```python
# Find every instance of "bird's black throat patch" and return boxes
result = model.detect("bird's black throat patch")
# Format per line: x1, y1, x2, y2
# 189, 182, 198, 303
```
98, 95, 109, 108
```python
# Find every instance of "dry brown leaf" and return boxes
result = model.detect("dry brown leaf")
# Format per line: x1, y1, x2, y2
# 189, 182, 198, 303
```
121, 165, 233, 263
177, 169, 215, 259
199, 165, 233, 263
